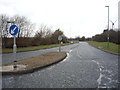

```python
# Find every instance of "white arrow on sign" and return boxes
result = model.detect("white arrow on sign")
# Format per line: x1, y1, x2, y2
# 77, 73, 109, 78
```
11, 26, 17, 34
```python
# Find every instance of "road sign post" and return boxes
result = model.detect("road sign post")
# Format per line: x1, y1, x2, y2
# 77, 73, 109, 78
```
9, 25, 18, 68
13, 36, 17, 53
58, 35, 62, 52
59, 40, 61, 52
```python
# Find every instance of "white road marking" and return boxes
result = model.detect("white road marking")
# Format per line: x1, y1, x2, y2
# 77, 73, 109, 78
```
60, 53, 69, 63
92, 60, 105, 88
92, 60, 117, 88
46, 50, 72, 70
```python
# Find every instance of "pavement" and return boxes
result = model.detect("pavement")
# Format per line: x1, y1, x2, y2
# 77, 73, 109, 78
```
0, 65, 26, 72
2, 42, 119, 88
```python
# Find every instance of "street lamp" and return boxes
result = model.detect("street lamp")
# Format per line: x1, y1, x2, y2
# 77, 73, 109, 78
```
105, 5, 109, 48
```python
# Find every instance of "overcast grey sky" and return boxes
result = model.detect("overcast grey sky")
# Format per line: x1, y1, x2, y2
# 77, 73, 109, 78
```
0, 0, 119, 38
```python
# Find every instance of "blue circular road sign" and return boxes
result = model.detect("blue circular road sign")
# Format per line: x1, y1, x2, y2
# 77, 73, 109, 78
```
9, 25, 18, 36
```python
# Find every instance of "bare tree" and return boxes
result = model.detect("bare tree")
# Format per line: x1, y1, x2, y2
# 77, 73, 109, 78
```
33, 24, 53, 45
35, 24, 52, 38
11, 15, 35, 37
24, 22, 35, 37
0, 14, 35, 38
0, 14, 10, 38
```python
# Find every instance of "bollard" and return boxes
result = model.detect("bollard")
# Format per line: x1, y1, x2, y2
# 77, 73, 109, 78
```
13, 61, 17, 68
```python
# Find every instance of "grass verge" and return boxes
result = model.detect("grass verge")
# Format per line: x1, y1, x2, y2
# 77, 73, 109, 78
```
86, 41, 120, 55
2, 43, 72, 53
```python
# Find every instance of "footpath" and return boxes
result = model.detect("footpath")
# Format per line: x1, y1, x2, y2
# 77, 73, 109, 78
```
0, 52, 67, 75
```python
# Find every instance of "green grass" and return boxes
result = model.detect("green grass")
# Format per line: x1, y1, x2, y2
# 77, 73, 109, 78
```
86, 41, 120, 54
2, 43, 72, 53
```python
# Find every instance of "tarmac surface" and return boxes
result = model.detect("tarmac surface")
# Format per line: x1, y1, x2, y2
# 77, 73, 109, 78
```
2, 42, 119, 88
2, 43, 78, 65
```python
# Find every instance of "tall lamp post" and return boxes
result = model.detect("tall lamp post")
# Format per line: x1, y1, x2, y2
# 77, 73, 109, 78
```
105, 5, 109, 48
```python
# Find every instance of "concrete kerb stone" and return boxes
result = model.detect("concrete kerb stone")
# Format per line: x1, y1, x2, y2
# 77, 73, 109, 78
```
2, 52, 67, 75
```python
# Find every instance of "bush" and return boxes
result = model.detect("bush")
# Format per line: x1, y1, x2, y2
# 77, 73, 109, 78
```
92, 30, 120, 44
2, 37, 33, 48
16, 38, 32, 47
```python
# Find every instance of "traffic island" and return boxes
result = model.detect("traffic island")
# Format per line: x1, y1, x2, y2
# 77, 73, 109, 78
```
1, 52, 67, 75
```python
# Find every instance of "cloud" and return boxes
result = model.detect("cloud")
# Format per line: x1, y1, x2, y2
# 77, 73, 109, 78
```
0, 0, 118, 37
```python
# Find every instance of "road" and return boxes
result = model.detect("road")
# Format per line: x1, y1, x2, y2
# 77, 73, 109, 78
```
2, 43, 78, 65
2, 42, 119, 88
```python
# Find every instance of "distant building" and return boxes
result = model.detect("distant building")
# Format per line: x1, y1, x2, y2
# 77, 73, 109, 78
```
118, 1, 120, 30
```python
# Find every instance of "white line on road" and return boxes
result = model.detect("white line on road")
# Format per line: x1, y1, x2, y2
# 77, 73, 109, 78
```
60, 53, 69, 63
92, 60, 117, 88
46, 50, 72, 70
92, 60, 103, 88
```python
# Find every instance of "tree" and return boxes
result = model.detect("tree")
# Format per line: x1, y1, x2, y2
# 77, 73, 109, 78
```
33, 24, 52, 45
0, 14, 35, 38
35, 24, 52, 38
0, 14, 11, 48
51, 29, 68, 44
109, 30, 118, 43
11, 15, 34, 37
75, 36, 80, 41
92, 29, 120, 44
0, 14, 10, 37
81, 36, 85, 41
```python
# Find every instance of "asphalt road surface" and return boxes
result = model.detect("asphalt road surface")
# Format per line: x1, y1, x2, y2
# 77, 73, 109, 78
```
2, 42, 119, 88
2, 43, 78, 65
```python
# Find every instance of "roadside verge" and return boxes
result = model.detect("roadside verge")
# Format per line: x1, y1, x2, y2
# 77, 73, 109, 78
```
88, 43, 120, 56
1, 52, 67, 75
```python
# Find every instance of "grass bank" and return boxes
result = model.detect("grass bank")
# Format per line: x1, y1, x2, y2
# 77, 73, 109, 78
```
86, 41, 120, 55
2, 43, 72, 53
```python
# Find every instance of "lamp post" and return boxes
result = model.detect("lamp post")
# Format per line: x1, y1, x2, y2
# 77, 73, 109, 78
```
105, 6, 109, 48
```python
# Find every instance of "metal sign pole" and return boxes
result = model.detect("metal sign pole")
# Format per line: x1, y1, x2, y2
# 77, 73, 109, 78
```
9, 24, 18, 68
13, 35, 17, 68
13, 36, 16, 53
59, 40, 61, 52
58, 35, 62, 52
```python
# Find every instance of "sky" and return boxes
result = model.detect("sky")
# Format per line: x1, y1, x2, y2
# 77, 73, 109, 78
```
0, 0, 119, 38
